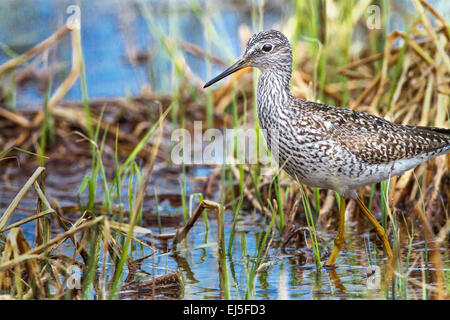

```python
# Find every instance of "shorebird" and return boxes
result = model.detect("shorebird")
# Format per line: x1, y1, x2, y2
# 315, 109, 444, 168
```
204, 29, 450, 266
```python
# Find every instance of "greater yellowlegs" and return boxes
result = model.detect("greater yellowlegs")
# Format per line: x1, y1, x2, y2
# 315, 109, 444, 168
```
204, 29, 450, 266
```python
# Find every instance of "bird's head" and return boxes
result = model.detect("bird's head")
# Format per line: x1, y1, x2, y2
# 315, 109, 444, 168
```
204, 29, 292, 88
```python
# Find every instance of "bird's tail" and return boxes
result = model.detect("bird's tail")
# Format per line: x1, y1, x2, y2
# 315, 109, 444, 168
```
415, 126, 450, 136
407, 125, 450, 157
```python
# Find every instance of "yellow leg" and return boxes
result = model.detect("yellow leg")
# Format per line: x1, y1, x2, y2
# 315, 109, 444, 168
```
326, 196, 346, 266
356, 198, 393, 259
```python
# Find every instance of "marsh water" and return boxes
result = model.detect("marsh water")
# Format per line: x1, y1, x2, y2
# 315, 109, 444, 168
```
0, 0, 449, 300
2, 163, 439, 300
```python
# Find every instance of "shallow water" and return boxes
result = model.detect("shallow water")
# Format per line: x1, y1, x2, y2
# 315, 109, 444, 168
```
1, 162, 447, 300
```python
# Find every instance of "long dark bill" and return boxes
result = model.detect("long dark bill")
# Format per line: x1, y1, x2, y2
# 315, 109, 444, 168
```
203, 59, 249, 88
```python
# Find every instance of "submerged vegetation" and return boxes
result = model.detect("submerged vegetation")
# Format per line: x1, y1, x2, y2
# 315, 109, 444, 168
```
0, 0, 448, 299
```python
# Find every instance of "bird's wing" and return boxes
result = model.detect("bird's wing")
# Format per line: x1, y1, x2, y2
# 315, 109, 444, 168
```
307, 102, 450, 165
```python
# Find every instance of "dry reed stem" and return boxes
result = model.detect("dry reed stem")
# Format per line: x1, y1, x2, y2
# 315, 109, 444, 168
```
350, 73, 381, 110
419, 0, 450, 38
51, 202, 90, 265
425, 157, 447, 221
177, 40, 226, 67
0, 209, 54, 233
0, 167, 45, 230
338, 52, 384, 72
32, 28, 82, 127
414, 199, 446, 299
109, 223, 155, 251
370, 33, 395, 110
387, 55, 411, 118
0, 108, 31, 127
412, 0, 450, 73
172, 199, 223, 253
0, 228, 44, 295
0, 26, 70, 75
0, 216, 104, 272
419, 74, 434, 126
283, 194, 301, 239
128, 104, 164, 234
296, 70, 342, 102
318, 190, 336, 227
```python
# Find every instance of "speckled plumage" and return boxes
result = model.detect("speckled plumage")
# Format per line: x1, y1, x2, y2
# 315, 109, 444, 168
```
208, 30, 450, 199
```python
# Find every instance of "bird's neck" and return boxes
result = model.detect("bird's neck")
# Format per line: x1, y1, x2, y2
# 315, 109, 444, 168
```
257, 70, 292, 129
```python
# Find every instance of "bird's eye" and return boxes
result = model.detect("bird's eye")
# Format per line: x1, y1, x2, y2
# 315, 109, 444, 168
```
262, 44, 273, 52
